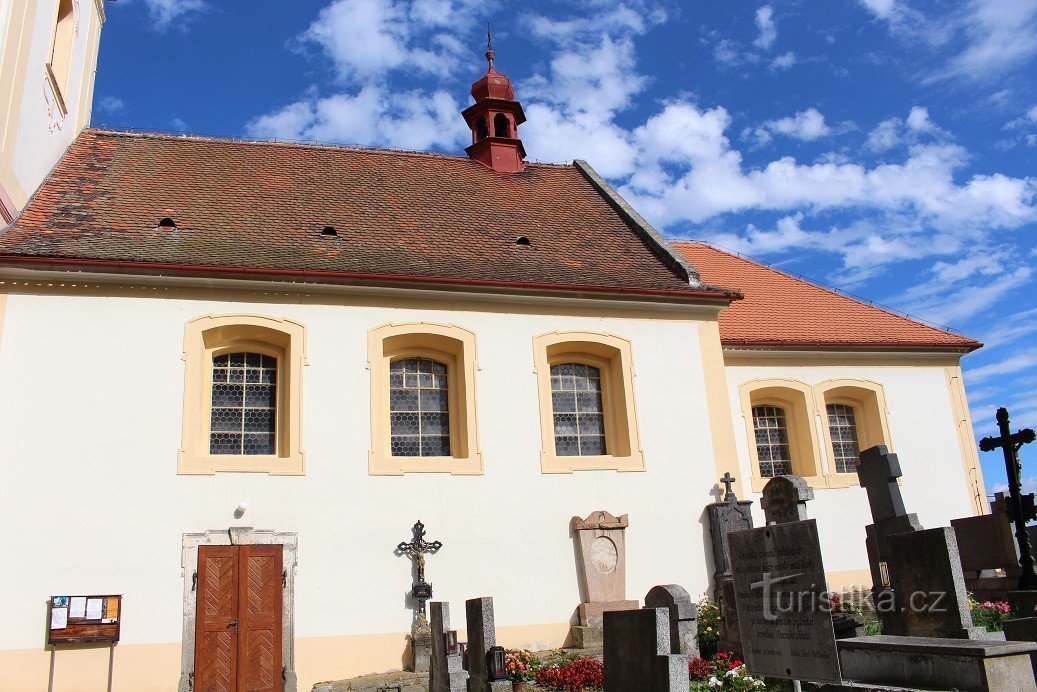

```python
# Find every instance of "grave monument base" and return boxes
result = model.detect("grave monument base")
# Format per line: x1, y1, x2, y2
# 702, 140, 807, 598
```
569, 624, 602, 649
1007, 590, 1037, 617
834, 635, 1037, 692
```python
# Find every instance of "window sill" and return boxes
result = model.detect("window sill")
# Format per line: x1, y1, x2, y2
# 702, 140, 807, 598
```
44, 63, 68, 118
540, 450, 646, 474
368, 452, 484, 476
177, 451, 305, 475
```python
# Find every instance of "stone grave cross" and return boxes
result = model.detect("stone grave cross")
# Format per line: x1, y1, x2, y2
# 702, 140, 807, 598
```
980, 407, 1037, 589
720, 472, 737, 502
856, 446, 907, 522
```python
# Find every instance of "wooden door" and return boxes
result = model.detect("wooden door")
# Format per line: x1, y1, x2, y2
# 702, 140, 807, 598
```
195, 545, 283, 692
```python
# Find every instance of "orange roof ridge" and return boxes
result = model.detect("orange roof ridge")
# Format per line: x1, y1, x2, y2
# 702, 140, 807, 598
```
672, 240, 980, 352
84, 127, 576, 168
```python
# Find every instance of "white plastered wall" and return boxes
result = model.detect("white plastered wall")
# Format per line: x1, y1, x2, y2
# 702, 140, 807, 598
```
725, 360, 977, 580
0, 289, 723, 678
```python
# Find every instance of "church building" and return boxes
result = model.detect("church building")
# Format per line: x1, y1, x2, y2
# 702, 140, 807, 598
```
0, 3, 987, 690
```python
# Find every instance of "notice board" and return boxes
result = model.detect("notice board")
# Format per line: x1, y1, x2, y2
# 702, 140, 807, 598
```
47, 594, 122, 645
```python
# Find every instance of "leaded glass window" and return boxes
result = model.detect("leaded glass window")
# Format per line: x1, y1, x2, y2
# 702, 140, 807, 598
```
827, 403, 861, 473
752, 404, 793, 477
551, 363, 606, 456
390, 358, 450, 457
210, 352, 276, 455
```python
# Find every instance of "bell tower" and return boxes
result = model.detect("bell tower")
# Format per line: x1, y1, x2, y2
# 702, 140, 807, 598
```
461, 31, 526, 173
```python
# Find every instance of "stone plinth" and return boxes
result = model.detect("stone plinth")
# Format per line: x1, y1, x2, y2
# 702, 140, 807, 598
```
603, 608, 689, 692
412, 616, 432, 675
837, 635, 1037, 692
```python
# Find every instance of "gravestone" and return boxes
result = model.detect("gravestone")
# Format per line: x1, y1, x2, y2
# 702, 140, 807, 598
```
857, 445, 983, 638
952, 493, 1021, 601
729, 519, 842, 685
429, 601, 467, 692
644, 585, 698, 657
570, 511, 638, 648
603, 607, 690, 691
464, 597, 510, 692
760, 475, 814, 525
706, 473, 754, 600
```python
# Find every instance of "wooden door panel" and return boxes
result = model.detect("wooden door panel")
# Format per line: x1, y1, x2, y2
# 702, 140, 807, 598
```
195, 546, 239, 692
238, 544, 283, 692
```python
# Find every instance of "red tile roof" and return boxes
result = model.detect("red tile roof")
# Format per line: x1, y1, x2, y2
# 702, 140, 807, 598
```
0, 129, 731, 303
674, 242, 981, 352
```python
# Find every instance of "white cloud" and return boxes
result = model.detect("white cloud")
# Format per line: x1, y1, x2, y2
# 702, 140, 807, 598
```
866, 107, 947, 152
754, 6, 777, 50
748, 108, 830, 145
980, 307, 1037, 348
940, 0, 1037, 82
123, 0, 207, 30
96, 96, 125, 115
968, 353, 1037, 384
858, 0, 898, 19
906, 106, 936, 132
866, 118, 902, 152
770, 51, 796, 70
170, 117, 190, 132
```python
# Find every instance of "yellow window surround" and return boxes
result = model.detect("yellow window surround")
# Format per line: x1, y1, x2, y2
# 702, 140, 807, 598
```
179, 314, 307, 475
739, 378, 893, 491
533, 331, 645, 473
45, 0, 76, 116
368, 322, 483, 475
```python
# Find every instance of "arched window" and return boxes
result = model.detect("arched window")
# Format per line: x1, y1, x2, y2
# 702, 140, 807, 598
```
550, 363, 606, 456
389, 357, 450, 457
49, 0, 75, 95
493, 113, 511, 138
751, 404, 793, 478
826, 403, 861, 474
210, 352, 277, 455
475, 116, 489, 141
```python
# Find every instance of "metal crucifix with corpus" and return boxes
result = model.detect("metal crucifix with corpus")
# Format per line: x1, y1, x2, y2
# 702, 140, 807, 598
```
396, 520, 442, 621
980, 407, 1037, 590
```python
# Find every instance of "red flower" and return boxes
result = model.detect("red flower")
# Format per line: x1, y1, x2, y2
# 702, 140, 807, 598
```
689, 657, 715, 681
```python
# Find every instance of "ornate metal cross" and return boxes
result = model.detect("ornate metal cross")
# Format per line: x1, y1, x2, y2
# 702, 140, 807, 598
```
980, 407, 1037, 589
396, 520, 442, 617
720, 472, 737, 502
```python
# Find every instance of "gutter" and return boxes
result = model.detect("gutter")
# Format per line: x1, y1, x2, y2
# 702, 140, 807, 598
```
721, 339, 982, 354
0, 255, 741, 305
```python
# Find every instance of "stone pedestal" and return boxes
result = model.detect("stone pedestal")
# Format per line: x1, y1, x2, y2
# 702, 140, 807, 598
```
411, 615, 432, 675
569, 511, 639, 648
836, 635, 1037, 691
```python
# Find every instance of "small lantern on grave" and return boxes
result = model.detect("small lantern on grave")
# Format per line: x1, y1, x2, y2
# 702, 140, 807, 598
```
444, 629, 459, 655
486, 645, 507, 681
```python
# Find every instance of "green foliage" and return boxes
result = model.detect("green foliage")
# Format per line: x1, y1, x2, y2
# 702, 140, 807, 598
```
865, 620, 883, 635
969, 598, 1013, 632
697, 595, 723, 658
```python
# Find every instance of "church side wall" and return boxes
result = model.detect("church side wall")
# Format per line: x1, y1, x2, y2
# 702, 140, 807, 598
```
0, 288, 723, 690
724, 355, 982, 589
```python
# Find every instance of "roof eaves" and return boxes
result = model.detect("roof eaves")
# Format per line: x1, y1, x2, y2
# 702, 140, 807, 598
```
573, 160, 710, 291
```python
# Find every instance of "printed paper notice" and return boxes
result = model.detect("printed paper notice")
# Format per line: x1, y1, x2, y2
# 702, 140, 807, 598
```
70, 597, 86, 619
50, 607, 68, 630
105, 598, 119, 620
86, 598, 103, 620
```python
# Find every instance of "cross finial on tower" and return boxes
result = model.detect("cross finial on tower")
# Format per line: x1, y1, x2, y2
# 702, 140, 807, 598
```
485, 23, 495, 69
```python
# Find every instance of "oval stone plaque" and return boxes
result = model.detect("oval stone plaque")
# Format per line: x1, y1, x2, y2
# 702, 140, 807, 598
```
591, 536, 618, 574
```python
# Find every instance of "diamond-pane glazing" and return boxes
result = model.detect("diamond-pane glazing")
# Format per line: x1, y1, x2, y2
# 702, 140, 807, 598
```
751, 404, 793, 477
389, 357, 450, 457
826, 403, 861, 473
550, 363, 607, 456
209, 351, 277, 455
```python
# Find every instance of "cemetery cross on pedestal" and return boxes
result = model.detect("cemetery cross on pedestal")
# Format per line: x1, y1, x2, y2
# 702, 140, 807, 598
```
980, 407, 1037, 590
396, 519, 442, 618
721, 472, 737, 502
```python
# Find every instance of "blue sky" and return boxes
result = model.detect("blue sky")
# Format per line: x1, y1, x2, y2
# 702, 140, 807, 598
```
95, 1, 1036, 497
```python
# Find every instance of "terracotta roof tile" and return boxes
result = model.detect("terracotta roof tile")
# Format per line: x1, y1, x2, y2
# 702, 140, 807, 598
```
674, 242, 980, 352
0, 129, 728, 301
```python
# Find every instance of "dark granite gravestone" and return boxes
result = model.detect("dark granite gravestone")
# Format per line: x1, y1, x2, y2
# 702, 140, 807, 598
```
761, 475, 814, 524
728, 519, 842, 685
644, 584, 698, 657
706, 472, 754, 601
953, 493, 1021, 601
857, 445, 984, 638
464, 597, 510, 692
603, 607, 690, 692
429, 602, 467, 692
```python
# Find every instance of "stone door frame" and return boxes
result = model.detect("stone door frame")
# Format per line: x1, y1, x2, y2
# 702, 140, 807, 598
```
178, 527, 299, 692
